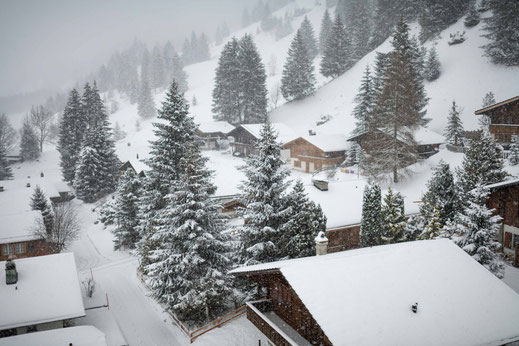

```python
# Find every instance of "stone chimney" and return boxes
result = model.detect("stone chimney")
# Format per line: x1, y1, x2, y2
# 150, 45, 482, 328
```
315, 231, 329, 256
5, 259, 18, 285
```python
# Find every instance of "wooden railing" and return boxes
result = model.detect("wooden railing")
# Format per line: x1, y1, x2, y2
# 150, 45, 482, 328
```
137, 270, 246, 343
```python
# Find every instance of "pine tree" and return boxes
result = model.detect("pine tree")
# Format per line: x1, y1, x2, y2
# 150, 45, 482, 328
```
457, 131, 507, 194
240, 122, 291, 265
151, 45, 166, 89
281, 29, 316, 101
509, 135, 519, 166
113, 169, 141, 250
451, 185, 504, 278
464, 2, 481, 27
212, 38, 241, 123
171, 52, 188, 93
370, 0, 401, 49
20, 119, 40, 161
146, 143, 231, 325
419, 0, 471, 43
0, 142, 12, 180
444, 101, 464, 146
348, 0, 373, 60
30, 186, 54, 234
319, 9, 333, 54
421, 160, 458, 225
381, 188, 406, 244
424, 46, 441, 81
281, 180, 327, 259
352, 66, 375, 134
483, 0, 519, 66
299, 16, 318, 59
320, 13, 353, 78
58, 89, 84, 182
371, 52, 390, 97
419, 205, 443, 240
360, 184, 383, 247
479, 91, 495, 128
137, 76, 156, 119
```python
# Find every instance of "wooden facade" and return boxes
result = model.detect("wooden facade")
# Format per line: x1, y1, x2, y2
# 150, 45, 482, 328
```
194, 129, 228, 150
0, 239, 52, 262
227, 126, 259, 157
326, 224, 361, 253
282, 137, 346, 173
243, 272, 332, 346
475, 95, 519, 148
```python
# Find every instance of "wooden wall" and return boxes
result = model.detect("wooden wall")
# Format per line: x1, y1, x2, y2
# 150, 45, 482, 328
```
488, 184, 519, 228
0, 239, 52, 261
326, 225, 361, 253
283, 138, 345, 172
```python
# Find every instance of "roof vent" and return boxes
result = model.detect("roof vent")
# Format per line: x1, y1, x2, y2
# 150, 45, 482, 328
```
411, 302, 418, 313
5, 259, 18, 285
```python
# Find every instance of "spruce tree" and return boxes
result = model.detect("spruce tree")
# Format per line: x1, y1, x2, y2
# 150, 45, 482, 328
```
113, 169, 141, 250
371, 52, 390, 97
352, 66, 375, 134
240, 122, 291, 265
370, 0, 400, 49
424, 46, 441, 82
419, 205, 443, 240
319, 9, 333, 54
58, 88, 83, 182
320, 13, 353, 78
419, 0, 471, 43
137, 76, 156, 119
146, 143, 231, 325
444, 101, 464, 146
212, 38, 241, 123
171, 52, 188, 93
348, 0, 373, 60
421, 160, 458, 225
20, 119, 40, 161
464, 2, 481, 27
299, 16, 318, 59
281, 29, 316, 101
0, 142, 12, 180
381, 188, 406, 244
451, 185, 504, 278
151, 45, 166, 89
360, 184, 383, 247
483, 0, 519, 66
479, 91, 495, 128
509, 135, 519, 166
30, 186, 54, 234
281, 180, 327, 259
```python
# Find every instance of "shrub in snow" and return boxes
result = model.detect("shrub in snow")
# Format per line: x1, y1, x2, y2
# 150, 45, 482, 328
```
381, 188, 407, 244
444, 101, 464, 146
448, 31, 466, 45
360, 183, 383, 247
464, 3, 481, 28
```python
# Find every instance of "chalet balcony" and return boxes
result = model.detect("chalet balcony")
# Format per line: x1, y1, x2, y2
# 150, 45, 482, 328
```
246, 300, 312, 346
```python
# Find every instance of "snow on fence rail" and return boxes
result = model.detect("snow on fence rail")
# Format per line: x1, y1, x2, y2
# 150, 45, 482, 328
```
137, 270, 246, 343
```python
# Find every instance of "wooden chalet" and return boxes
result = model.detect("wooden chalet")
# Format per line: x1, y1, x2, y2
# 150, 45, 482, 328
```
195, 121, 235, 150
475, 95, 519, 148
227, 123, 294, 157
281, 135, 348, 173
486, 178, 519, 265
230, 240, 519, 346
119, 160, 146, 178
348, 126, 444, 159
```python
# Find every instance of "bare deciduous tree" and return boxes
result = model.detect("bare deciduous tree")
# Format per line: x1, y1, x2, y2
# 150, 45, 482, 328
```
0, 114, 17, 153
269, 83, 282, 111
30, 105, 53, 152
33, 201, 80, 253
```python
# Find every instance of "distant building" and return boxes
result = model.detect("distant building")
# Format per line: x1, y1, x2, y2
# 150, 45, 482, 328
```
230, 239, 519, 346
195, 121, 235, 150
119, 160, 146, 178
282, 135, 348, 173
227, 123, 294, 157
1, 326, 107, 346
475, 95, 519, 148
0, 253, 85, 337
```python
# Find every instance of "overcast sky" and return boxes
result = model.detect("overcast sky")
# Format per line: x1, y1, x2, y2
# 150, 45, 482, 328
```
0, 0, 251, 97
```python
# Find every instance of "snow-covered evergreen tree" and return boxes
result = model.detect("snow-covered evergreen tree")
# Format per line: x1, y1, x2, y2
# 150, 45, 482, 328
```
58, 88, 84, 182
444, 101, 464, 146
347, 0, 373, 60
170, 52, 188, 93
419, 205, 443, 240
450, 185, 504, 278
0, 142, 12, 180
137, 76, 156, 119
113, 169, 141, 250
352, 66, 375, 134
483, 0, 519, 66
30, 185, 54, 234
371, 52, 390, 97
424, 46, 441, 82
457, 131, 507, 194
319, 9, 333, 54
360, 184, 383, 247
151, 45, 166, 90
320, 13, 353, 78
479, 91, 495, 129
20, 119, 40, 161
509, 135, 519, 166
239, 122, 291, 265
281, 29, 316, 101
419, 0, 471, 43
299, 16, 318, 59
421, 160, 459, 225
464, 2, 481, 27
281, 180, 327, 259
381, 187, 406, 244
370, 0, 401, 49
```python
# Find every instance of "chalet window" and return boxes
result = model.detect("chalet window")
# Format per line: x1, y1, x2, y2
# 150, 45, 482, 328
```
2, 244, 13, 256
294, 160, 301, 168
15, 243, 26, 254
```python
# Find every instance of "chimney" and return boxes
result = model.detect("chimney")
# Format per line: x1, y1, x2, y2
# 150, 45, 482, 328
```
315, 231, 329, 256
5, 259, 18, 285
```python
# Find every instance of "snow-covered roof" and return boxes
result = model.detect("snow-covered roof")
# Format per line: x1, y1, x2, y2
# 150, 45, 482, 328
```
415, 126, 445, 145
240, 123, 296, 143
485, 177, 519, 190
0, 253, 85, 330
0, 326, 107, 346
285, 134, 349, 152
475, 95, 519, 115
230, 239, 519, 346
197, 121, 235, 134
0, 210, 42, 243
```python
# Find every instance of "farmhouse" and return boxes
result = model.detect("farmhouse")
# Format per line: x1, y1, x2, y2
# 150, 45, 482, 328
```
0, 253, 85, 337
282, 135, 348, 173
486, 178, 519, 264
195, 121, 235, 150
227, 123, 294, 157
475, 95, 519, 148
230, 239, 519, 346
